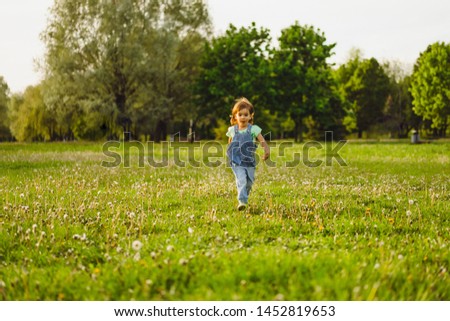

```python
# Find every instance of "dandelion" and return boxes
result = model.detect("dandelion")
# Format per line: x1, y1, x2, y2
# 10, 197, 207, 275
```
374, 263, 380, 269
178, 258, 188, 266
274, 293, 285, 301
133, 252, 141, 261
188, 227, 194, 234
409, 199, 414, 205
388, 218, 394, 224
166, 245, 174, 252
398, 254, 404, 260
406, 210, 412, 217
132, 240, 143, 251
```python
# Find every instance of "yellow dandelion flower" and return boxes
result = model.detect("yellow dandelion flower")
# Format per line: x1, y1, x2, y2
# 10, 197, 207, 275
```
388, 218, 394, 224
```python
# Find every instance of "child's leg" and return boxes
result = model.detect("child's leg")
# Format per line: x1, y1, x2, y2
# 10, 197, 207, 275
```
245, 167, 255, 196
232, 165, 249, 204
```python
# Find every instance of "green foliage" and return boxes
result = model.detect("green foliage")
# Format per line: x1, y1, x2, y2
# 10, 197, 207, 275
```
7, 86, 58, 142
0, 76, 11, 141
410, 42, 450, 136
41, 0, 210, 141
273, 23, 339, 141
337, 57, 390, 138
0, 142, 449, 299
195, 23, 274, 137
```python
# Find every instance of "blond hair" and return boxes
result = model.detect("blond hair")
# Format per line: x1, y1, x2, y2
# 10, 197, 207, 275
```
230, 97, 254, 125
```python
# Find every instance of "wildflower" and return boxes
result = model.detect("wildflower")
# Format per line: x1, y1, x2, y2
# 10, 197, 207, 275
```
365, 208, 371, 215
409, 199, 414, 205
374, 263, 380, 269
178, 258, 188, 266
133, 252, 141, 261
406, 210, 412, 217
166, 245, 174, 252
188, 227, 194, 234
132, 240, 143, 251
388, 218, 394, 224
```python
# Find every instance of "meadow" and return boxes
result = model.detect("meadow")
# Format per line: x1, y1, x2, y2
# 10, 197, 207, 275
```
0, 140, 449, 300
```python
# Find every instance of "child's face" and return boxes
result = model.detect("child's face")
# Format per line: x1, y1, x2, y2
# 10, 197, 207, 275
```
235, 108, 252, 127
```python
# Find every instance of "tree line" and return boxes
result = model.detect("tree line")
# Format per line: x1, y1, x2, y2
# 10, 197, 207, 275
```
0, 0, 449, 142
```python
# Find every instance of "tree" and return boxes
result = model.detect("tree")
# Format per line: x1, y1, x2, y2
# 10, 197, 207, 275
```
41, 0, 210, 141
195, 23, 274, 138
382, 68, 420, 138
8, 85, 56, 142
0, 76, 11, 141
410, 42, 450, 137
338, 57, 390, 138
272, 22, 336, 141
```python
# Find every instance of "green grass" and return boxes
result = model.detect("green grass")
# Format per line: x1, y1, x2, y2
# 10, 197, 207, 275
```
0, 141, 449, 300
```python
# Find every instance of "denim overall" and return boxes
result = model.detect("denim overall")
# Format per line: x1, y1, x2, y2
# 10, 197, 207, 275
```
227, 125, 257, 205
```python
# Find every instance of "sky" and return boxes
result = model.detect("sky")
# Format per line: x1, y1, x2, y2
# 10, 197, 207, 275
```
1, 0, 449, 93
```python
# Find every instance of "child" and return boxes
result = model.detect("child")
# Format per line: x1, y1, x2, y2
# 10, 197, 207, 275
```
226, 97, 270, 211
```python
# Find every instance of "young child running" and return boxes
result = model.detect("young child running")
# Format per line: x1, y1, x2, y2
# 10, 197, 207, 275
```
226, 97, 270, 211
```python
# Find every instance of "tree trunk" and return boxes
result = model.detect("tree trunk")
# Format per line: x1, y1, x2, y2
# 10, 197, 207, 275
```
294, 117, 303, 142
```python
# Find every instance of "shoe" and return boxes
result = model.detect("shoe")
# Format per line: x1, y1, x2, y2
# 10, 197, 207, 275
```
237, 202, 247, 211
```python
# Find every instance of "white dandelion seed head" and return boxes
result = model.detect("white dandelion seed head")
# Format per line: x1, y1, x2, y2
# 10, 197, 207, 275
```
132, 240, 143, 251
166, 245, 174, 252
406, 210, 412, 216
133, 252, 141, 261
188, 227, 194, 234
409, 199, 414, 205
374, 263, 380, 269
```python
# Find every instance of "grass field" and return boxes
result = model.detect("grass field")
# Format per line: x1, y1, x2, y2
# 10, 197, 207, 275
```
0, 140, 449, 300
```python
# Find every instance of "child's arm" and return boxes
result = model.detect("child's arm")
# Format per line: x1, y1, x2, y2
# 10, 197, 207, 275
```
228, 137, 232, 144
256, 133, 270, 161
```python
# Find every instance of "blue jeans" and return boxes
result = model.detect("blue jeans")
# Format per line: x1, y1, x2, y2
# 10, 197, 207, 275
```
231, 165, 255, 204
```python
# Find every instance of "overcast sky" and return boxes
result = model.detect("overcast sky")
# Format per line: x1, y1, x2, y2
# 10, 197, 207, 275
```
1, 0, 449, 93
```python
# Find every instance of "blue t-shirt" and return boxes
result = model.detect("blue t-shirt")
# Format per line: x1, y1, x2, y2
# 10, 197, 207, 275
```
226, 125, 262, 141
